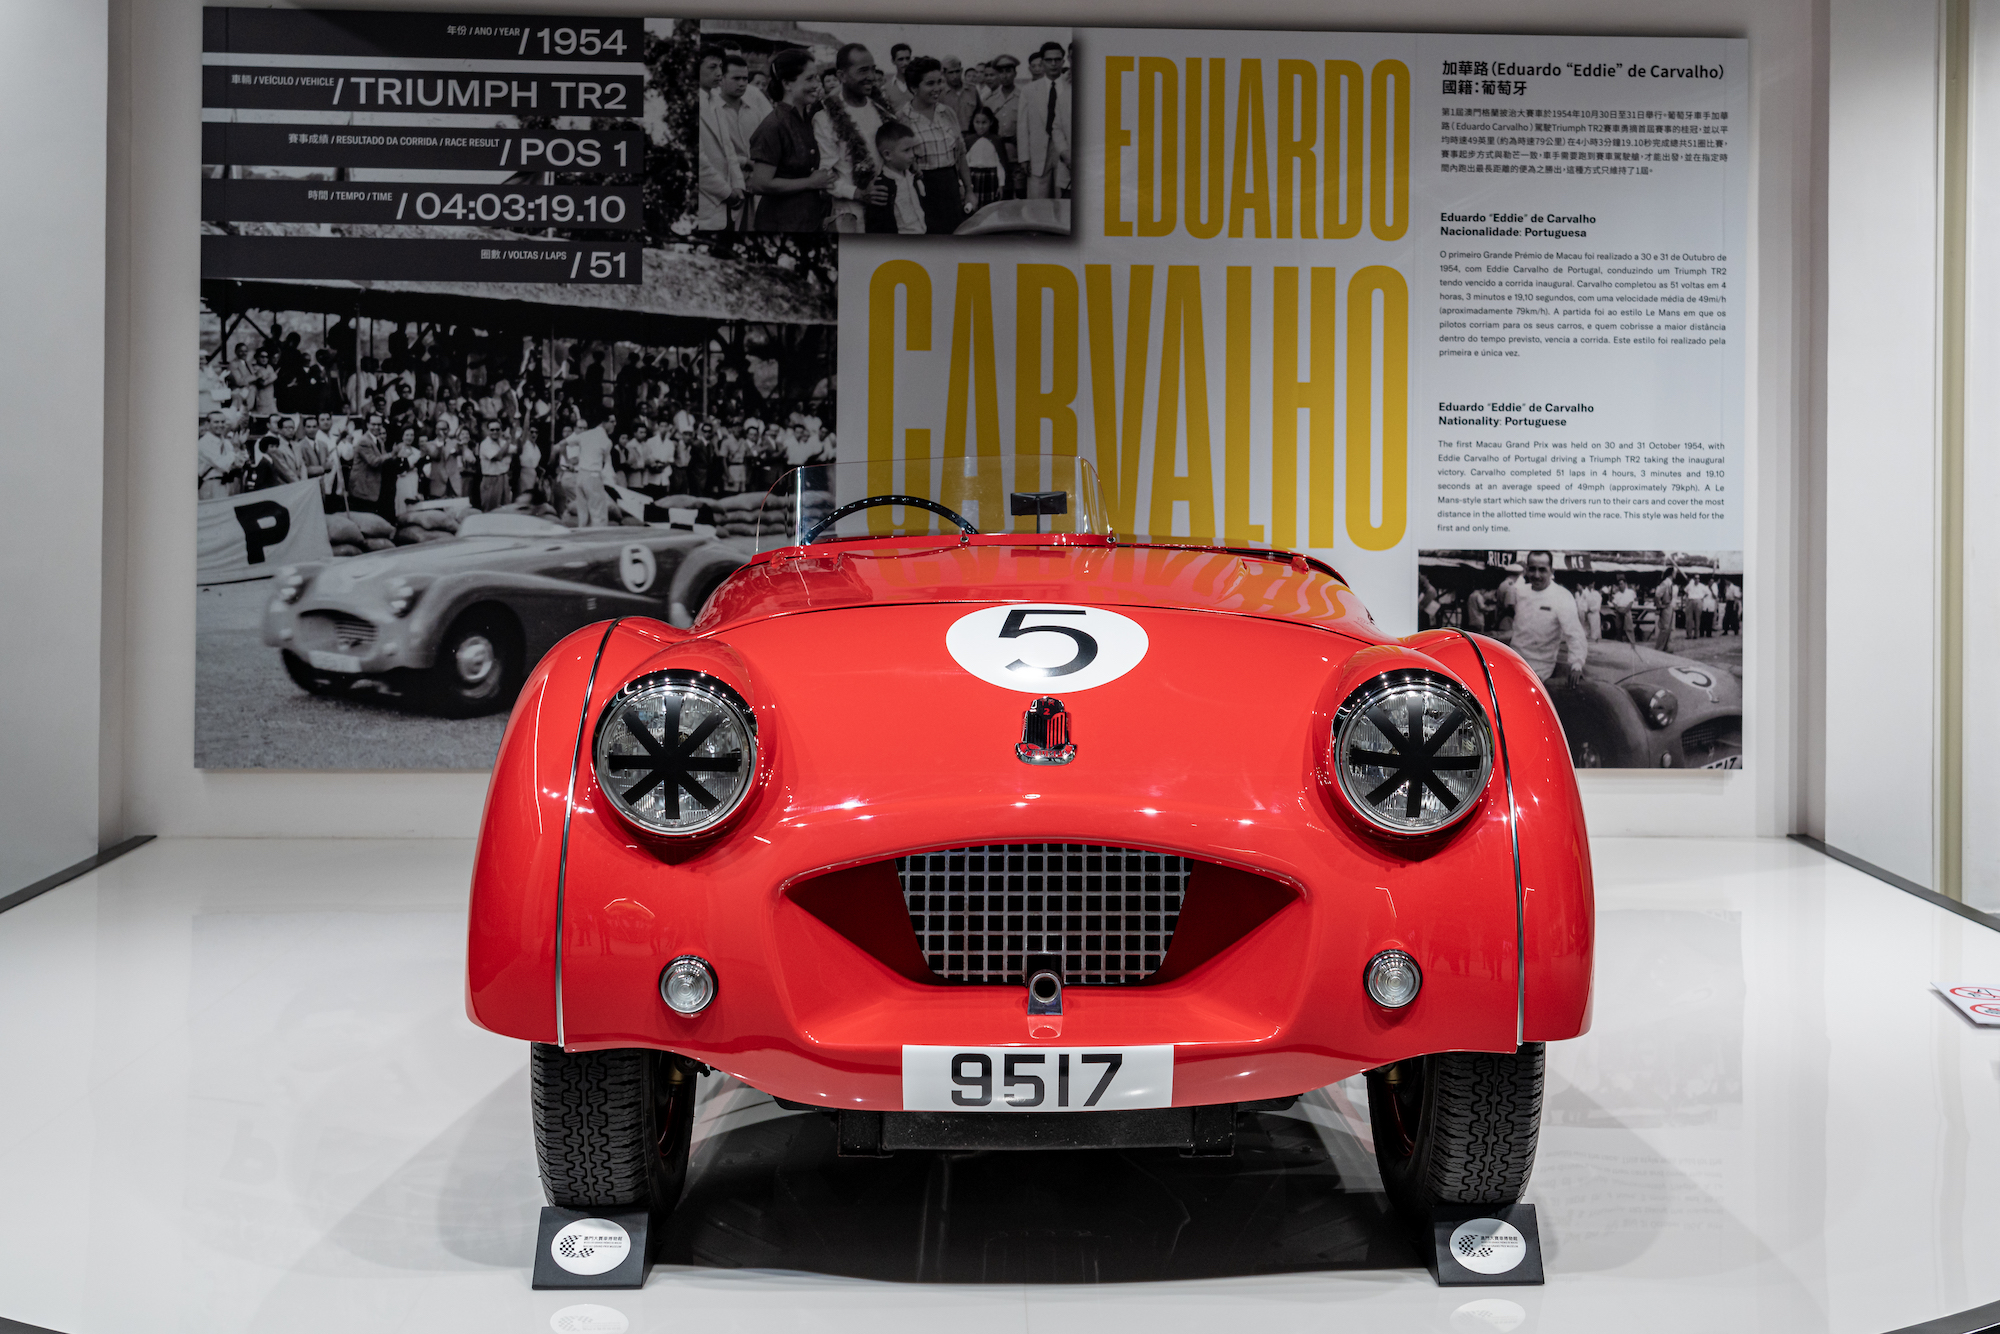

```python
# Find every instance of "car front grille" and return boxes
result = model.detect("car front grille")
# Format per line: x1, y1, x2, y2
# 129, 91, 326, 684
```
302, 611, 379, 651
1681, 715, 1741, 764
894, 843, 1189, 985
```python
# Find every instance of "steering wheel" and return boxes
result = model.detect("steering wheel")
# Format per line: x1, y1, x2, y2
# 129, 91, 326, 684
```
801, 494, 978, 544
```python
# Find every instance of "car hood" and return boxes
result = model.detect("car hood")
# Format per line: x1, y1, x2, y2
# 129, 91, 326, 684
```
1583, 640, 1741, 706
703, 539, 1395, 646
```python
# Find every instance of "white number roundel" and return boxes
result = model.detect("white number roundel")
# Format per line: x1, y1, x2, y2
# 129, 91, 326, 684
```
945, 604, 1149, 693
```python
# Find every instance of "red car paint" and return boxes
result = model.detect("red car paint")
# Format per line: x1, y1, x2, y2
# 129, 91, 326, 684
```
467, 533, 1594, 1108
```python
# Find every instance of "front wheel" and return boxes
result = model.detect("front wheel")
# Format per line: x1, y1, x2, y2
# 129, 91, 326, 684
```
531, 1045, 698, 1218
1366, 1044, 1545, 1214
424, 610, 523, 717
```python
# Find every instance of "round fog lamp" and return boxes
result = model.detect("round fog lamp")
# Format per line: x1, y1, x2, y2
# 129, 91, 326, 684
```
660, 956, 717, 1015
1365, 950, 1422, 1009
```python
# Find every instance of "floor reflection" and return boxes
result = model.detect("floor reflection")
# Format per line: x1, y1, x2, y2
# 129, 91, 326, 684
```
659, 1094, 1415, 1284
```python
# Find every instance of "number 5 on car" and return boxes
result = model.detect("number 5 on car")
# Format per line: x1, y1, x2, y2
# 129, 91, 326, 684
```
901, 1045, 1174, 1112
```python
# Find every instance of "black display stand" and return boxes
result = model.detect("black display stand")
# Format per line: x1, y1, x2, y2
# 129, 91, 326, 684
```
531, 1206, 652, 1290
1425, 1203, 1545, 1285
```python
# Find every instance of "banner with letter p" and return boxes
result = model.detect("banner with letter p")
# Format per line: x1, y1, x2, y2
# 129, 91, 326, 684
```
197, 477, 333, 584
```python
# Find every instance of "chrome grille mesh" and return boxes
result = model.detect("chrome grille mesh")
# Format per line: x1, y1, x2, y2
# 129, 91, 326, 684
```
894, 844, 1189, 985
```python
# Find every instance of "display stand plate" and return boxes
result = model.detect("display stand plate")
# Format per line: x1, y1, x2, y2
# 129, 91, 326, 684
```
531, 1206, 652, 1290
1425, 1202, 1545, 1285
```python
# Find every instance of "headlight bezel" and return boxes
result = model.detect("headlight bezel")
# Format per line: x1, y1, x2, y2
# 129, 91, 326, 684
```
592, 670, 759, 839
1630, 684, 1678, 729
1328, 668, 1495, 837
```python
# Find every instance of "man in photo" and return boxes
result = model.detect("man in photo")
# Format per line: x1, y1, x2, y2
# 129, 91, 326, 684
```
1574, 575, 1603, 642
983, 54, 1023, 191
1511, 550, 1587, 689
941, 56, 982, 142
1017, 41, 1071, 199
884, 41, 915, 111
698, 51, 769, 231
1653, 566, 1680, 651
476, 417, 513, 512
815, 43, 894, 234
866, 120, 927, 234
1609, 573, 1638, 642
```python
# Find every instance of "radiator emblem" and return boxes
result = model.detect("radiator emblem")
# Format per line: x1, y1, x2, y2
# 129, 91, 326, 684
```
1016, 696, 1076, 765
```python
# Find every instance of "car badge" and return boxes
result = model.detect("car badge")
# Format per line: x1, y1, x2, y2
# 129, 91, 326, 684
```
1016, 696, 1075, 765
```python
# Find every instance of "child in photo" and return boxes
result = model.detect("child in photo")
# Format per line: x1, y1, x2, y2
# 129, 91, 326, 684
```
966, 104, 1006, 209
865, 120, 928, 235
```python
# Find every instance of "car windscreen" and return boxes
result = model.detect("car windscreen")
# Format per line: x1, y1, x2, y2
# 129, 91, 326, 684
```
754, 458, 1111, 550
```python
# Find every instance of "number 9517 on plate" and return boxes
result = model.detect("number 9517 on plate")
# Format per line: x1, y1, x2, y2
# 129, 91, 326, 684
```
902, 1045, 1173, 1112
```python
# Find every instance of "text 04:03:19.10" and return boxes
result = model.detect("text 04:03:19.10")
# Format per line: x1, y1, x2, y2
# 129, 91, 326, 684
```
406, 189, 633, 226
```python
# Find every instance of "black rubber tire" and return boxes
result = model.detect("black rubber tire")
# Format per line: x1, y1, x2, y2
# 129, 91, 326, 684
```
424, 608, 523, 717
531, 1045, 697, 1214
1367, 1044, 1545, 1214
282, 649, 358, 697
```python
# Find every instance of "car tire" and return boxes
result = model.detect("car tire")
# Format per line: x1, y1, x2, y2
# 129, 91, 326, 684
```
282, 649, 358, 697
1366, 1044, 1545, 1213
425, 609, 523, 717
531, 1044, 697, 1215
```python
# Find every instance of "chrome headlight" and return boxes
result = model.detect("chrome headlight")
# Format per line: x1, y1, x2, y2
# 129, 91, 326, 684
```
386, 579, 420, 617
1630, 685, 1678, 729
277, 568, 306, 604
593, 671, 757, 837
1331, 669, 1493, 835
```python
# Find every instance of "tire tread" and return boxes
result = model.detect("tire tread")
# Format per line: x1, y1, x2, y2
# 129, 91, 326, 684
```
531, 1044, 655, 1208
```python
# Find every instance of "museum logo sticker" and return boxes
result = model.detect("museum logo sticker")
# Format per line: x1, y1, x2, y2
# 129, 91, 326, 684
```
550, 1218, 632, 1276
1449, 1217, 1529, 1275
946, 605, 1149, 693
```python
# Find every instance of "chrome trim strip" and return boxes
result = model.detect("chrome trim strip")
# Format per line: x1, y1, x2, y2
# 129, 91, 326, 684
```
1454, 630, 1525, 1047
554, 618, 623, 1049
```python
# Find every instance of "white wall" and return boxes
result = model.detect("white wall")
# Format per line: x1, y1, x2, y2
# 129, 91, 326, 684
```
1822, 0, 1943, 888
1963, 0, 2000, 912
110, 0, 1823, 841
0, 0, 111, 890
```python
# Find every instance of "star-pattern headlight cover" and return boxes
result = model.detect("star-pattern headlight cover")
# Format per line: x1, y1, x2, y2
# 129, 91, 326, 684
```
592, 671, 758, 837
1331, 669, 1493, 835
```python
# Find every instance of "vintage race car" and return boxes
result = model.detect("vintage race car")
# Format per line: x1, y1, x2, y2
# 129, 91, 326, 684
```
467, 463, 1594, 1237
1550, 638, 1743, 769
262, 513, 750, 716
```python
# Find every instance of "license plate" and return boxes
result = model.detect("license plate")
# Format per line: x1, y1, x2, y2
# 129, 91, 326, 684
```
307, 650, 362, 673
1700, 754, 1743, 770
902, 1045, 1173, 1112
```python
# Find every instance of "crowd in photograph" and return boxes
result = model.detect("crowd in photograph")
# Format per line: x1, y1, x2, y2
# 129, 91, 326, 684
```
1421, 559, 1742, 652
695, 35, 1072, 234
196, 324, 835, 527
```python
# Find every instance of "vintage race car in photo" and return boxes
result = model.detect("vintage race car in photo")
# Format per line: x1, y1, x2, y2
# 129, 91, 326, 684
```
1555, 639, 1743, 769
465, 462, 1595, 1239
263, 513, 751, 716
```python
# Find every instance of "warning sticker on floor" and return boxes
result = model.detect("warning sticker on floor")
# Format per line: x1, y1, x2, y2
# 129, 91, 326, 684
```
1933, 983, 2000, 1026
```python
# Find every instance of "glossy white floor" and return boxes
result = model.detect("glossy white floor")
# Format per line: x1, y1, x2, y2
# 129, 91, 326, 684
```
0, 838, 1995, 1334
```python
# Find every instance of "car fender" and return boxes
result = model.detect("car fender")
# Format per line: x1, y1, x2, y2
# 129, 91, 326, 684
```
1408, 629, 1594, 1041
415, 570, 678, 667
465, 616, 691, 1042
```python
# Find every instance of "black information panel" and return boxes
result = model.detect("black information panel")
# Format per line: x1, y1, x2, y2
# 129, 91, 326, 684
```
201, 6, 646, 284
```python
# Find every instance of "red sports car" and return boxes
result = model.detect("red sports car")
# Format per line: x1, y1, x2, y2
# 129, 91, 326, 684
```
467, 462, 1593, 1232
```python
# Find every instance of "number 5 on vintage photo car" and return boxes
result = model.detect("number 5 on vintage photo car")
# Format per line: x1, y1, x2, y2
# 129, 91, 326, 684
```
467, 455, 1592, 1241
903, 1046, 1173, 1111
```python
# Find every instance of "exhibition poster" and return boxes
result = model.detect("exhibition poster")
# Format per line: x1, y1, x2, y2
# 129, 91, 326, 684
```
195, 9, 1746, 771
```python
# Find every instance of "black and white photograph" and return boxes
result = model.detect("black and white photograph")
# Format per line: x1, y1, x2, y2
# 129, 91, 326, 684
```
197, 11, 836, 770
1418, 549, 1744, 770
689, 20, 1073, 236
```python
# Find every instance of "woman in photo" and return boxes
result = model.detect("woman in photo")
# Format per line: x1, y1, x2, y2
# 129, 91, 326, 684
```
965, 104, 1006, 209
748, 47, 835, 233
900, 55, 972, 234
